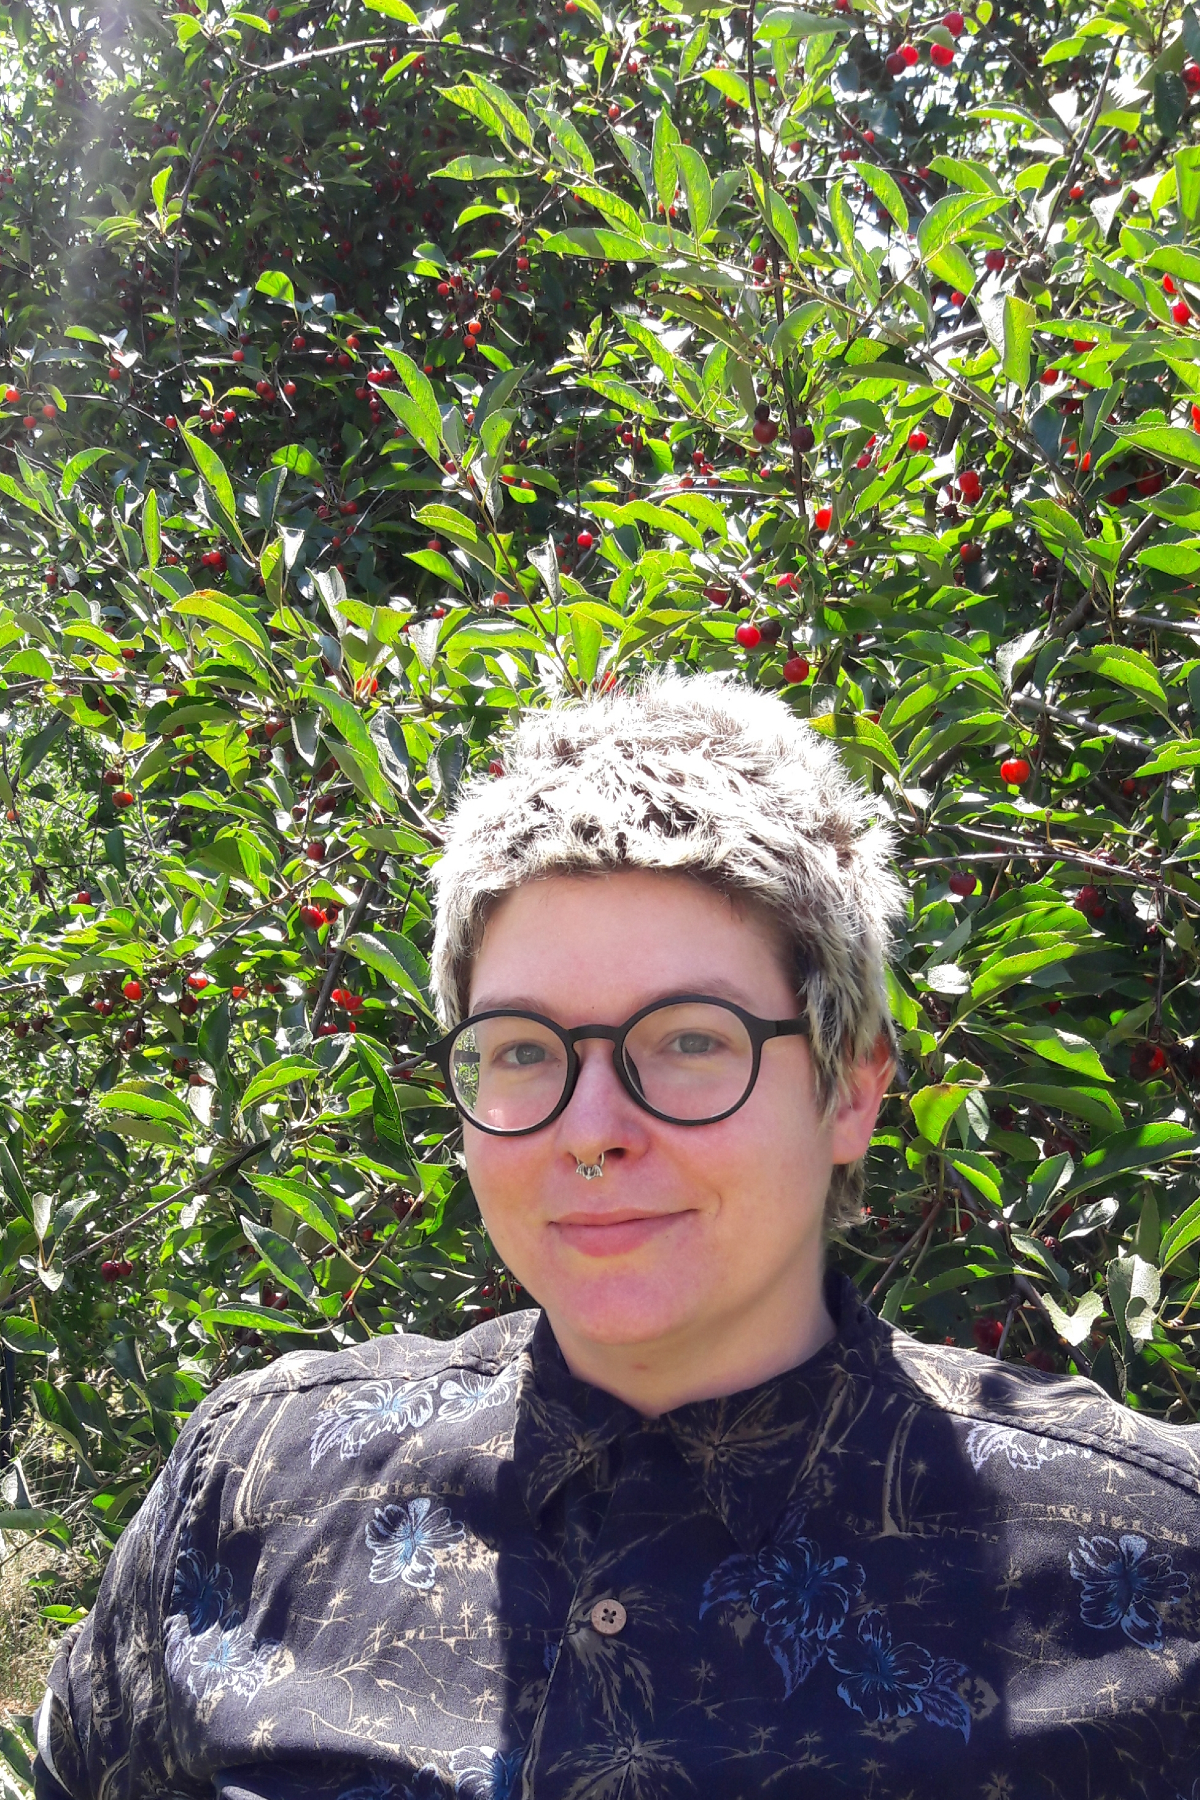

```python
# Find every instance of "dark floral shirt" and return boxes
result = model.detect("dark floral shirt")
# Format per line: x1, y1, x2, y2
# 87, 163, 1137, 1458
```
33, 1271, 1200, 1800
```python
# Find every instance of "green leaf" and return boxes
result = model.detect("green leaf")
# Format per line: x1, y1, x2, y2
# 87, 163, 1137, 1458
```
95, 1082, 193, 1129
1107, 1252, 1161, 1347
652, 108, 679, 219
995, 1022, 1112, 1081
1160, 1194, 1200, 1269
1000, 293, 1035, 388
1070, 645, 1169, 714
910, 1083, 968, 1146
356, 1036, 408, 1146
172, 590, 273, 659
0, 1316, 57, 1355
362, 0, 418, 18
1062, 1122, 1200, 1201
142, 487, 161, 569
1113, 424, 1200, 471
256, 268, 296, 304
433, 156, 520, 181
59, 447, 112, 498
969, 943, 1085, 1006
540, 228, 660, 262
249, 1174, 343, 1247
917, 192, 1007, 262
345, 929, 434, 1015
308, 683, 397, 813
806, 711, 900, 777
858, 164, 909, 236
240, 1057, 321, 1112
240, 1214, 317, 1302
181, 429, 249, 551
676, 145, 712, 238
1039, 1289, 1106, 1347
272, 444, 324, 478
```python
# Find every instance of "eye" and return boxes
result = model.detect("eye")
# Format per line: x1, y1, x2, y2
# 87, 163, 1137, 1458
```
495, 1040, 552, 1068
668, 1030, 723, 1056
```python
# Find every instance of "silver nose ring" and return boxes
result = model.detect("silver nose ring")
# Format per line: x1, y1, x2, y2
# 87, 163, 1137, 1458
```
575, 1154, 605, 1180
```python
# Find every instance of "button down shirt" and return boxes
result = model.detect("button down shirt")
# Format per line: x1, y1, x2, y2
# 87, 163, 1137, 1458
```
33, 1271, 1200, 1800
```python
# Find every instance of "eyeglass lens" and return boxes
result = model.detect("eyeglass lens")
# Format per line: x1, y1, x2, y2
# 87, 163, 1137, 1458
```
448, 1001, 757, 1131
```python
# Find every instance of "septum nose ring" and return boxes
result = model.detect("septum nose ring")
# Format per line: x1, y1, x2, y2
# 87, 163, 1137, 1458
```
575, 1154, 605, 1180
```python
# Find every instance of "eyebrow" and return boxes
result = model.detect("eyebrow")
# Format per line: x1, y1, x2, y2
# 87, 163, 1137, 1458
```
467, 978, 771, 1018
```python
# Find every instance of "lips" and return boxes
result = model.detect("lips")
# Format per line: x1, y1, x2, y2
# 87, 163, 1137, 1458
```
550, 1211, 686, 1257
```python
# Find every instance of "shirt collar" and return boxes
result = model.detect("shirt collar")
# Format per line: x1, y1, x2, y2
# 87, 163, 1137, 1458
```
513, 1270, 884, 1554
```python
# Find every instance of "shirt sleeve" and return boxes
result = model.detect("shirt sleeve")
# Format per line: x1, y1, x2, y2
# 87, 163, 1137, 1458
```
31, 1382, 231, 1800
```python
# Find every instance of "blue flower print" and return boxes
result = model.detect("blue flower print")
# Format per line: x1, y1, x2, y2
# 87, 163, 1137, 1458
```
310, 1378, 436, 1468
826, 1613, 972, 1739
1069, 1532, 1189, 1649
170, 1546, 234, 1635
701, 1506, 864, 1697
437, 1366, 516, 1425
364, 1496, 465, 1588
450, 1745, 524, 1799
184, 1617, 281, 1705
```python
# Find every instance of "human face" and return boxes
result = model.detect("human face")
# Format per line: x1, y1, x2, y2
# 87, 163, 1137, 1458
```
463, 871, 892, 1411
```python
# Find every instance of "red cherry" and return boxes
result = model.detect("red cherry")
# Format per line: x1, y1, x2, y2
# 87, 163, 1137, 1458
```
902, 41, 919, 63
231, 985, 248, 1000
163, 413, 178, 429
75, 889, 92, 905
973, 1318, 1004, 1354
21, 414, 36, 429
907, 429, 929, 450
813, 505, 833, 532
1040, 367, 1059, 385
999, 756, 1031, 786
886, 50, 905, 74
752, 420, 778, 446
300, 904, 327, 928
306, 840, 326, 861
114, 789, 135, 807
1163, 275, 1177, 295
984, 249, 1005, 272
576, 530, 594, 548
122, 980, 143, 1002
2, 386, 18, 403
959, 541, 981, 564
782, 654, 810, 684
930, 41, 953, 66
1174, 301, 1193, 324
267, 3, 280, 16
943, 9, 964, 32
231, 347, 245, 363
185, 973, 209, 992
735, 622, 762, 649
100, 1260, 120, 1283
948, 872, 978, 897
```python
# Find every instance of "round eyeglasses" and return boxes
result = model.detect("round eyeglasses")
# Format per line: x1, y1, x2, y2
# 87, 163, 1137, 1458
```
427, 994, 810, 1137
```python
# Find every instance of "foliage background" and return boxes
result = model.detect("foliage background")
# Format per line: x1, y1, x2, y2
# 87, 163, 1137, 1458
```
1, 0, 1200, 1772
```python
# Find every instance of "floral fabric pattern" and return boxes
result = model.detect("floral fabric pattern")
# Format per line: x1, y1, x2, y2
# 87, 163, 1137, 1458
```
1069, 1532, 1190, 1649
31, 1272, 1200, 1800
364, 1497, 465, 1588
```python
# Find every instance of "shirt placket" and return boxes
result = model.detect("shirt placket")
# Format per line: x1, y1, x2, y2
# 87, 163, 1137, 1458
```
519, 1419, 699, 1800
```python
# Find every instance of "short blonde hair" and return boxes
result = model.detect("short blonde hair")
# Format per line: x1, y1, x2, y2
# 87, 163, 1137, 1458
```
430, 671, 907, 1227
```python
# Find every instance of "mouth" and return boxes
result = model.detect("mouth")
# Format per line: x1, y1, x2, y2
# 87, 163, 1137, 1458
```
550, 1209, 690, 1258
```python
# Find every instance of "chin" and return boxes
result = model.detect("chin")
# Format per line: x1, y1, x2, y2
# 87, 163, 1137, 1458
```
539, 1269, 701, 1347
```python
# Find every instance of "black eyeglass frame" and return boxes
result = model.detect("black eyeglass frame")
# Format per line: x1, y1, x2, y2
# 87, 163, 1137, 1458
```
426, 993, 811, 1137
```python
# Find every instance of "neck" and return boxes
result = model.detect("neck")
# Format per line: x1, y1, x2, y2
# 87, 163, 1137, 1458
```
545, 1250, 836, 1418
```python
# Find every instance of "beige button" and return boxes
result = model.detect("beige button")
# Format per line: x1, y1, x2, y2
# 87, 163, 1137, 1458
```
589, 1597, 627, 1636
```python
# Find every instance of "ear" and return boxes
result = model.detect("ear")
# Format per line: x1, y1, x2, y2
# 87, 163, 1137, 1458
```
828, 1032, 896, 1165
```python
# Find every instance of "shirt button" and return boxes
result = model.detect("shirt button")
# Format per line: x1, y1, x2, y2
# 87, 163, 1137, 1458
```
589, 1598, 627, 1637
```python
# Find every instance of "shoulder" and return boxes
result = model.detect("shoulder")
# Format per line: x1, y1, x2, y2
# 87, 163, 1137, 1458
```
872, 1317, 1200, 1498
202, 1307, 540, 1422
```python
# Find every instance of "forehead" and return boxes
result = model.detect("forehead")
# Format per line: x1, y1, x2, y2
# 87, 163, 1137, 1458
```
467, 870, 795, 1018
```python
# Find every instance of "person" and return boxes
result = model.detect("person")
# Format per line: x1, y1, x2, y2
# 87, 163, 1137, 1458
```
33, 673, 1200, 1800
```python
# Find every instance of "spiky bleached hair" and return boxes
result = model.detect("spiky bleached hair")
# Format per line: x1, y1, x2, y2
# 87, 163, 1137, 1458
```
430, 671, 908, 1227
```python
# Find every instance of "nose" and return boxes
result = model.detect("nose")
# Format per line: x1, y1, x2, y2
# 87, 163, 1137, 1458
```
553, 1037, 648, 1170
